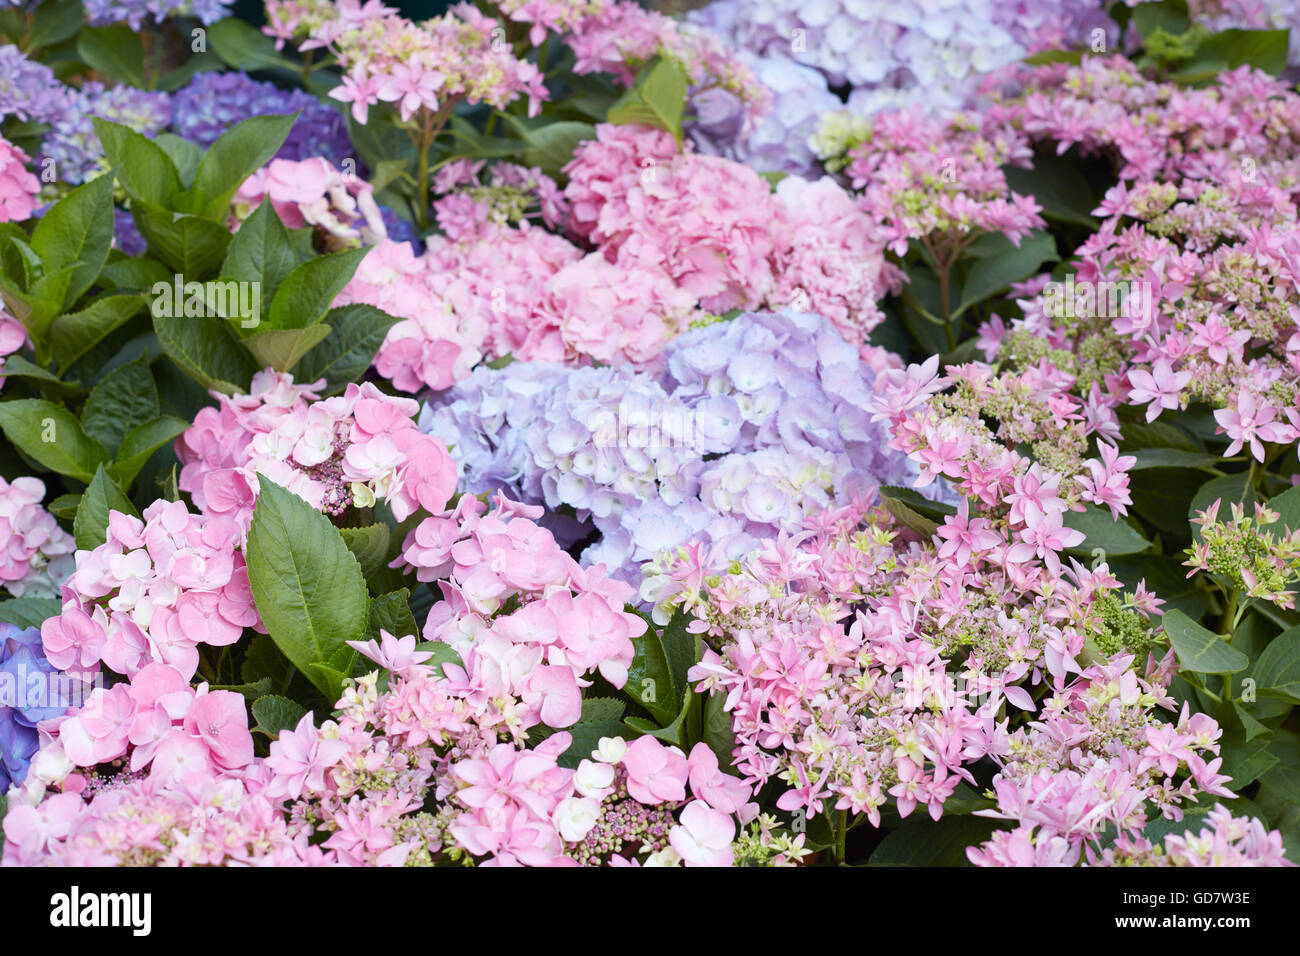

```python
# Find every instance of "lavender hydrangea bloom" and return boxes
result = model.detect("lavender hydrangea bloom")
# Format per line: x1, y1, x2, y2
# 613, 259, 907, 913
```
688, 0, 1112, 115
426, 310, 917, 586
0, 623, 86, 790
0, 45, 76, 125
113, 207, 147, 255
687, 52, 842, 177
170, 72, 352, 168
83, 0, 233, 28
39, 83, 172, 187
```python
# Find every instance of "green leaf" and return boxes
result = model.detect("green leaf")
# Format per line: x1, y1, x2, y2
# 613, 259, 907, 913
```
0, 399, 107, 482
1119, 420, 1204, 453
153, 134, 203, 190
76, 25, 145, 87
868, 815, 1006, 866
191, 114, 298, 218
207, 17, 301, 72
516, 120, 596, 179
1002, 155, 1098, 228
98, 256, 172, 294
580, 697, 626, 723
1062, 504, 1152, 556
0, 355, 79, 396
266, 247, 370, 330
606, 57, 688, 145
80, 355, 159, 453
153, 313, 256, 395
1133, 0, 1190, 39
1170, 29, 1290, 83
245, 478, 369, 700
27, 0, 83, 50
240, 325, 332, 373
1253, 625, 1300, 703
251, 695, 308, 738
47, 494, 81, 520
73, 465, 138, 551
625, 620, 678, 726
131, 199, 231, 277
92, 119, 181, 208
0, 597, 62, 629
29, 174, 115, 314
953, 230, 1057, 319
341, 523, 407, 594
623, 684, 700, 749
1162, 608, 1249, 675
366, 588, 419, 643
1221, 732, 1278, 789
1128, 448, 1222, 470
880, 485, 956, 536
1265, 484, 1300, 534
702, 689, 735, 767
47, 293, 144, 374
219, 199, 299, 300
107, 415, 188, 489
294, 304, 398, 392
548, 718, 629, 770
1232, 701, 1273, 743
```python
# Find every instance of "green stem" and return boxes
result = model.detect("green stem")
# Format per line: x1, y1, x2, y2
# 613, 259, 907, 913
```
1220, 587, 1239, 636
833, 808, 847, 865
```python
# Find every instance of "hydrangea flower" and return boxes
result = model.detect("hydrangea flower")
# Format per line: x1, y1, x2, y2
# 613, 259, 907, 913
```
0, 476, 76, 599
0, 136, 39, 223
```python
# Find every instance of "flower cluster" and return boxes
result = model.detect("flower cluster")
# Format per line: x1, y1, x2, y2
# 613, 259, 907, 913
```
0, 476, 76, 599
82, 0, 234, 29
689, 0, 1113, 115
565, 122, 899, 346
0, 623, 85, 791
815, 108, 1044, 264
267, 0, 547, 124
176, 369, 457, 529
425, 309, 914, 585
170, 71, 352, 168
987, 57, 1300, 460
232, 157, 388, 249
38, 82, 172, 188
40, 499, 257, 682
0, 136, 39, 223
0, 44, 75, 126
1186, 499, 1300, 611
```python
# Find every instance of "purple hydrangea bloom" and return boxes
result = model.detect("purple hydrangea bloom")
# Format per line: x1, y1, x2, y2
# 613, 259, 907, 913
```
170, 72, 352, 168
39, 82, 172, 187
113, 206, 147, 255
83, 0, 233, 29
0, 44, 76, 125
0, 623, 89, 790
425, 310, 918, 587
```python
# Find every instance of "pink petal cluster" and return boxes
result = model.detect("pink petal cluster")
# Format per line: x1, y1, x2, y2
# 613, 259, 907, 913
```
176, 369, 456, 529
0, 136, 39, 224
232, 156, 386, 250
41, 500, 257, 681
0, 475, 75, 598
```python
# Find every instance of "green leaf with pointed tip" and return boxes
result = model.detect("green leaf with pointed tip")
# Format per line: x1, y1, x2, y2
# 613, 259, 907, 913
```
29, 174, 114, 313
92, 119, 181, 207
0, 399, 107, 482
130, 199, 231, 277
251, 695, 308, 738
76, 24, 145, 87
1253, 625, 1300, 704
47, 293, 145, 374
74, 465, 138, 551
240, 325, 332, 373
1163, 608, 1249, 675
607, 57, 688, 145
153, 133, 203, 189
267, 247, 369, 330
219, 199, 298, 300
153, 313, 256, 395
80, 355, 158, 454
192, 113, 298, 218
245, 478, 369, 700
293, 304, 398, 393
108, 415, 188, 489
